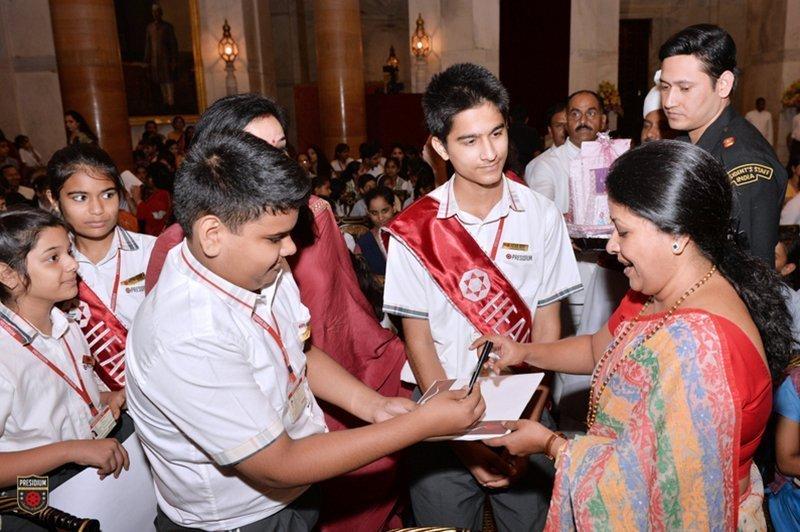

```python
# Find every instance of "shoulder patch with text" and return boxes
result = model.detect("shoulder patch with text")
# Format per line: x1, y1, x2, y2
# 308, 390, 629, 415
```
727, 163, 773, 187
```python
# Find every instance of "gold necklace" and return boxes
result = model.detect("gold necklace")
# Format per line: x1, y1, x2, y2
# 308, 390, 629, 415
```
585, 264, 717, 429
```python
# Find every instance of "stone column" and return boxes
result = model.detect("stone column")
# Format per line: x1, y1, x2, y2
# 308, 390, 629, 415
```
313, 0, 366, 157
740, 0, 799, 162
50, 0, 132, 169
568, 0, 619, 93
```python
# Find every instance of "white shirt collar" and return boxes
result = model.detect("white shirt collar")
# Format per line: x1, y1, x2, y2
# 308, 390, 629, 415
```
0, 303, 70, 345
433, 174, 525, 221
563, 139, 581, 157
175, 240, 279, 316
73, 227, 139, 266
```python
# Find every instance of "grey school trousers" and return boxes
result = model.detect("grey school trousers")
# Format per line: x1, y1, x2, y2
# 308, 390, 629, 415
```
408, 389, 556, 532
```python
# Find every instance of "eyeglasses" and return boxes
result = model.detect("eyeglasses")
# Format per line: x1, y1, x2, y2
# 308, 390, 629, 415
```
568, 108, 600, 121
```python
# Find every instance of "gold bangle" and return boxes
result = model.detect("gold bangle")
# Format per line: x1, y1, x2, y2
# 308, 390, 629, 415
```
544, 431, 566, 460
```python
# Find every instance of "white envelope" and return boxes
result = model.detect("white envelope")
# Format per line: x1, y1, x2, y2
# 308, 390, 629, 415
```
418, 372, 544, 441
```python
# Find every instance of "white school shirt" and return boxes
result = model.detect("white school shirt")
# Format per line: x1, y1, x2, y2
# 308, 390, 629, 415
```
383, 176, 582, 384
331, 158, 354, 173
781, 193, 800, 225
523, 139, 580, 213
0, 304, 100, 452
340, 198, 367, 218
125, 241, 328, 531
73, 227, 155, 329
744, 109, 774, 145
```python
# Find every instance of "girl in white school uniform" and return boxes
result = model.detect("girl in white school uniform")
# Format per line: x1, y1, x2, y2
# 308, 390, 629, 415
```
0, 209, 129, 526
47, 144, 156, 391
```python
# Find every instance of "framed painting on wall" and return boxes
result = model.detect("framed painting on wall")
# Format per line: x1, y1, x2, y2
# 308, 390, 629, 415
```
114, 0, 205, 125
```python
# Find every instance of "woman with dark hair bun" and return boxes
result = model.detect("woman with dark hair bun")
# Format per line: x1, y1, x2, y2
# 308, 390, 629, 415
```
472, 140, 792, 529
63, 110, 98, 146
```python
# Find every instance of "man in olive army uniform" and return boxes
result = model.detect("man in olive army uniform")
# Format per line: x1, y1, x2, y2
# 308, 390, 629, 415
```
658, 24, 787, 265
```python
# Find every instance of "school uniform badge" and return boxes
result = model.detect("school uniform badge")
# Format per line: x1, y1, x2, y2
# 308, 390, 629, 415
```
459, 269, 491, 302
16, 475, 48, 515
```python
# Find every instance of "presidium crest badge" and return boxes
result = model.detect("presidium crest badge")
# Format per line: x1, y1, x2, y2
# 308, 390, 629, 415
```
17, 475, 49, 515
459, 269, 491, 302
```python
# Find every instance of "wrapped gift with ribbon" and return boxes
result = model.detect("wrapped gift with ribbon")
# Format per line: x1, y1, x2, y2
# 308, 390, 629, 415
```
566, 133, 631, 239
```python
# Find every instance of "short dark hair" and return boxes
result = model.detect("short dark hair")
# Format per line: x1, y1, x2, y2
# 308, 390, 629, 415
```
756, 97, 765, 104
356, 173, 376, 191
47, 143, 124, 199
0, 208, 66, 303
0, 164, 16, 176
567, 90, 603, 111
311, 174, 330, 190
422, 63, 510, 141
359, 142, 380, 160
174, 132, 309, 237
341, 160, 361, 183
364, 186, 395, 210
659, 24, 740, 90
384, 156, 401, 169
544, 101, 567, 128
334, 143, 349, 156
147, 162, 173, 192
193, 94, 288, 144
13, 135, 28, 149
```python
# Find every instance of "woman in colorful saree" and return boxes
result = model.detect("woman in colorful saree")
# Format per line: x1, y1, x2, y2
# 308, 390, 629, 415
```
473, 140, 794, 530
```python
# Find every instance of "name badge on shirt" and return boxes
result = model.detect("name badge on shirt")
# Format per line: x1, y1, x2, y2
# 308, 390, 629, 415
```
285, 378, 309, 424
90, 405, 117, 439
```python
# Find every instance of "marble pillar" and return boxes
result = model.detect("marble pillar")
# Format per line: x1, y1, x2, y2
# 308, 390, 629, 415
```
50, 0, 132, 169
0, 0, 65, 162
740, 0, 799, 162
569, 0, 620, 94
313, 0, 366, 158
407, 0, 500, 93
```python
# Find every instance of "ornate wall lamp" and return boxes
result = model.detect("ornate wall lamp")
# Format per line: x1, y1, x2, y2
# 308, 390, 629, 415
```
218, 19, 239, 96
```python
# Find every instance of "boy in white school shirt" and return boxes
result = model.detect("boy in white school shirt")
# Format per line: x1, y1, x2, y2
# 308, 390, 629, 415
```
125, 131, 485, 531
383, 63, 582, 531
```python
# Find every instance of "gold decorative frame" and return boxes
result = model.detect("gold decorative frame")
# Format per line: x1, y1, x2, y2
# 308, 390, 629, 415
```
126, 0, 206, 126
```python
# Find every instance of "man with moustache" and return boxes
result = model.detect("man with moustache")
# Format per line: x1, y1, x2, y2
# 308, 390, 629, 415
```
524, 93, 605, 214
659, 24, 786, 264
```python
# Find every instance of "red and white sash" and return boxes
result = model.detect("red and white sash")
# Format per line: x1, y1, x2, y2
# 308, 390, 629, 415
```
383, 196, 532, 342
72, 281, 127, 390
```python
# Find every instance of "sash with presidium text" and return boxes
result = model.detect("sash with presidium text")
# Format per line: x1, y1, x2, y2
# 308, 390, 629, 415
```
383, 195, 532, 343
69, 281, 128, 391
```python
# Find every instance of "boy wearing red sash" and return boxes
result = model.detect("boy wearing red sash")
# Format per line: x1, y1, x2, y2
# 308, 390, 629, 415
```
383, 63, 582, 530
125, 131, 485, 531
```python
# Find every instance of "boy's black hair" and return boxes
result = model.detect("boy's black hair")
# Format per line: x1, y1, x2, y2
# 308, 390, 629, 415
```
311, 174, 330, 191
544, 101, 566, 129
356, 173, 376, 191
147, 162, 173, 192
359, 141, 380, 160
334, 143, 349, 156
47, 143, 124, 199
422, 63, 510, 142
363, 186, 395, 211
0, 208, 66, 303
193, 93, 288, 144
13, 135, 28, 149
340, 160, 361, 183
174, 132, 309, 237
659, 24, 740, 91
